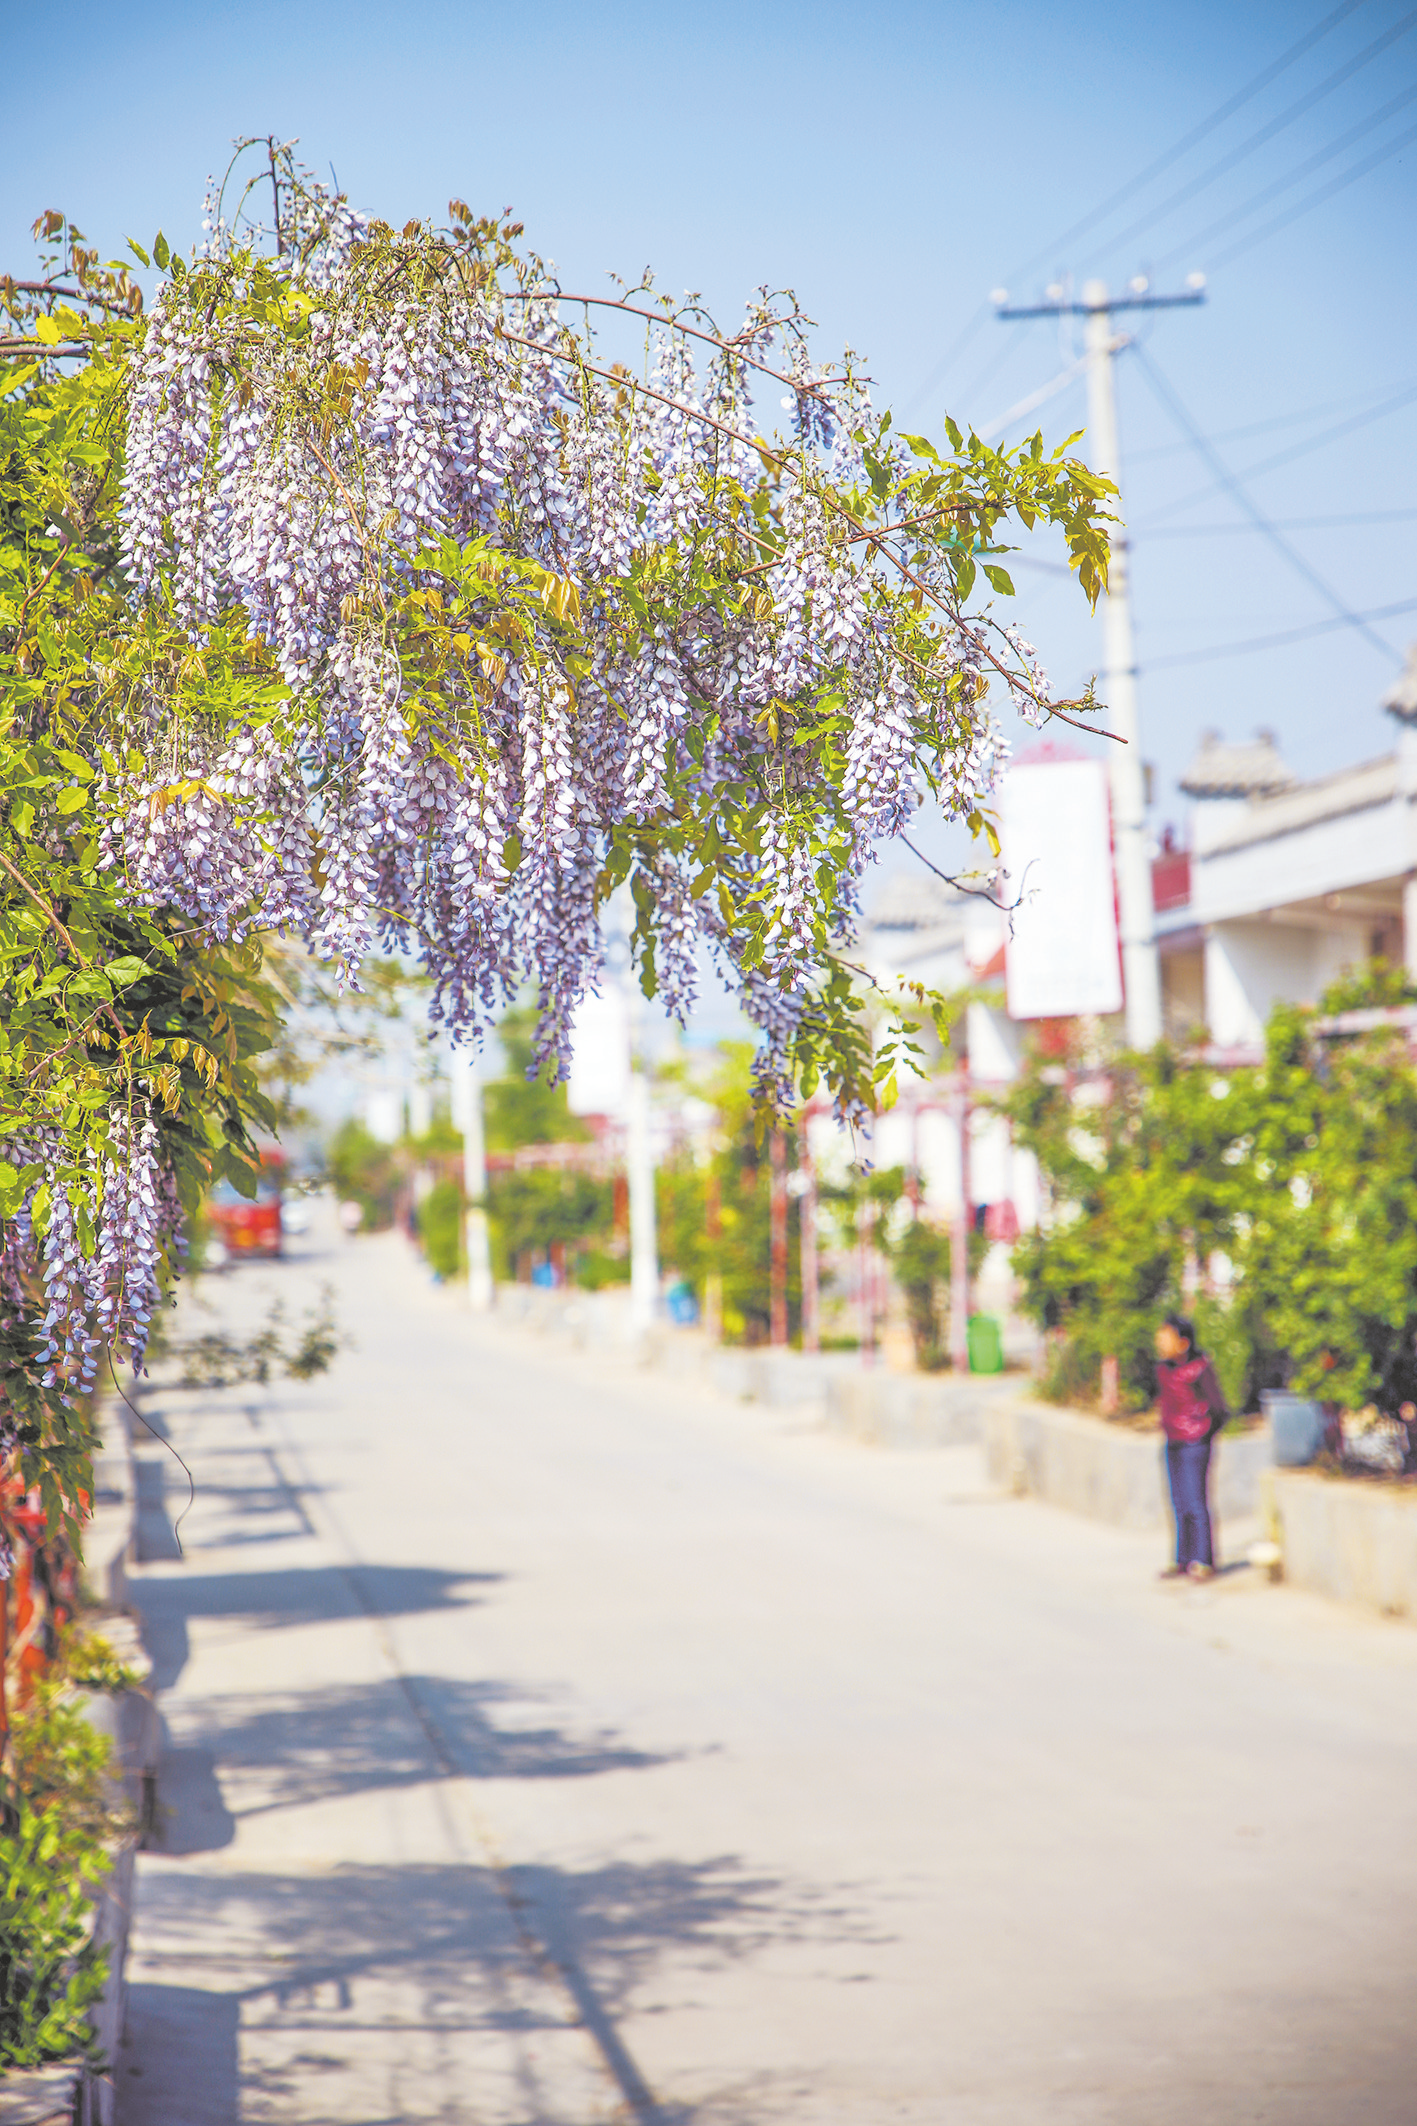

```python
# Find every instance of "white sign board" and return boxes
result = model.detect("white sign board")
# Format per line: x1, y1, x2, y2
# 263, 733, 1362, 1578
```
1002, 758, 1123, 1020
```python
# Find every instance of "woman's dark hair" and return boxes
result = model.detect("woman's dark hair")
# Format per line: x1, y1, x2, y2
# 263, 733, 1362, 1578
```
1162, 1312, 1196, 1352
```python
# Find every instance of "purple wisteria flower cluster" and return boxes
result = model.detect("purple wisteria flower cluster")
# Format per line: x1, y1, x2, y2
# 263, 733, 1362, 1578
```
105, 177, 1063, 1107
1, 1116, 181, 1408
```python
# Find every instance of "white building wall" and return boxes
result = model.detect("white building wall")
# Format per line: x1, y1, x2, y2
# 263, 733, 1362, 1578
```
1205, 917, 1376, 1047
1310, 922, 1370, 992
967, 1002, 1022, 1084
970, 1112, 1014, 1208
917, 1108, 962, 1216
364, 1087, 405, 1143
871, 1107, 915, 1175
1194, 797, 1412, 926
1204, 923, 1312, 1049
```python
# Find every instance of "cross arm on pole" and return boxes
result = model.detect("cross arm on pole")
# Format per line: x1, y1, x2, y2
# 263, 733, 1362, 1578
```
994, 290, 1206, 321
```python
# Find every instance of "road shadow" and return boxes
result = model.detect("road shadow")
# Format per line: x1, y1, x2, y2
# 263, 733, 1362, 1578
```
133, 1561, 497, 1691
133, 1441, 322, 1562
152, 1740, 239, 1855
116, 1983, 239, 2126
122, 1856, 863, 2125
133, 1454, 184, 1563
156, 1674, 674, 1852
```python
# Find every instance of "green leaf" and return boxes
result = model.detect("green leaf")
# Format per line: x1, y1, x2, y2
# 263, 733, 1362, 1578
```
153, 232, 170, 271
126, 238, 152, 268
955, 553, 976, 603
54, 750, 94, 781
982, 564, 1016, 597
56, 785, 88, 815
11, 799, 34, 838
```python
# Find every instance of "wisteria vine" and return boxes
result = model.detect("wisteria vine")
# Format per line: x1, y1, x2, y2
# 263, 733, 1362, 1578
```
0, 144, 1113, 1480
105, 145, 1112, 1108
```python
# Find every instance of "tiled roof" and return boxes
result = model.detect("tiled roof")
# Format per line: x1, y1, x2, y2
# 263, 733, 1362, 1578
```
866, 873, 968, 930
1179, 729, 1294, 798
1199, 751, 1398, 854
1382, 643, 1417, 725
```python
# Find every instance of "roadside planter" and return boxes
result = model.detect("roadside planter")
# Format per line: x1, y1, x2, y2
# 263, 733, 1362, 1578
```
823, 1368, 1018, 1448
0, 1426, 148, 2126
1262, 1465, 1417, 1620
0, 1835, 137, 2126
0, 2064, 83, 2124
982, 1400, 1272, 1532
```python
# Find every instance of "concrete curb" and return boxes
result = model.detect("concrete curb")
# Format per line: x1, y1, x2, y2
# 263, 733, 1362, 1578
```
84, 1421, 136, 1611
0, 2067, 79, 2124
78, 1405, 156, 2126
1263, 1465, 1417, 1621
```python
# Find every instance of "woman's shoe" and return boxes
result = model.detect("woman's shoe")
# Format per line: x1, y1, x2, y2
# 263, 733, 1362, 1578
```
1157, 1565, 1187, 1580
1187, 1562, 1215, 1581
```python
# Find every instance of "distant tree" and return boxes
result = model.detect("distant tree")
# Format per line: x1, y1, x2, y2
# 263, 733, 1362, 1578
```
482, 1005, 591, 1152
1006, 961, 1417, 1416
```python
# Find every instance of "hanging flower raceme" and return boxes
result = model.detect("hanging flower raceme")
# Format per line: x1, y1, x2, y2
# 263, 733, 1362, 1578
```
0, 1108, 185, 1413
105, 155, 1113, 1111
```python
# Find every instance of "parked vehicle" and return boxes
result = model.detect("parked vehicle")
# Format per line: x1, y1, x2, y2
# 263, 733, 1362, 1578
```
208, 1163, 284, 1260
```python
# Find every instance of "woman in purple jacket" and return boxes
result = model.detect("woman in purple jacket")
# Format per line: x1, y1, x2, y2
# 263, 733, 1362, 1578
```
1154, 1313, 1229, 1580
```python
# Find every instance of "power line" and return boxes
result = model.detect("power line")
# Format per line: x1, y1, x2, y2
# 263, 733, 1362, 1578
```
1145, 596, 1417, 669
902, 303, 992, 417
1140, 507, 1417, 534
1208, 113, 1417, 269
953, 320, 1031, 418
978, 352, 1091, 441
1079, 5, 1417, 270
1127, 377, 1415, 463
1130, 340, 1400, 659
1151, 377, 1417, 518
1001, 0, 1367, 291
918, 2, 1367, 411
1155, 75, 1417, 270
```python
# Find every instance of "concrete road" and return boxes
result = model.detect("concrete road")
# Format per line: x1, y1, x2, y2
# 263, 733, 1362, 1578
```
117, 1205, 1417, 2124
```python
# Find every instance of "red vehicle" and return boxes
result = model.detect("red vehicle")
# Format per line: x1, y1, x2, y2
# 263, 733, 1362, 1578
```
207, 1156, 284, 1260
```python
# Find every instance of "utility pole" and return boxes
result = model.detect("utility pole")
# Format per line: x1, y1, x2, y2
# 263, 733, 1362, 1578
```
455, 1050, 494, 1312
796, 1111, 820, 1355
626, 1016, 659, 1337
994, 277, 1204, 1050
769, 1129, 789, 1347
949, 1037, 973, 1374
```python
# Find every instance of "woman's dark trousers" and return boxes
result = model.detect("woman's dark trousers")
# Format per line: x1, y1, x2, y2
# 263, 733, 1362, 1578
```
1166, 1439, 1214, 1568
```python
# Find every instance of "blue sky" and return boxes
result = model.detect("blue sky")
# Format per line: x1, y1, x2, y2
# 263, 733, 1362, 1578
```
5, 0, 1415, 852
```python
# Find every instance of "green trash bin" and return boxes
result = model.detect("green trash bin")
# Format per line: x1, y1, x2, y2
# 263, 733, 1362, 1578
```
966, 1313, 1004, 1374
